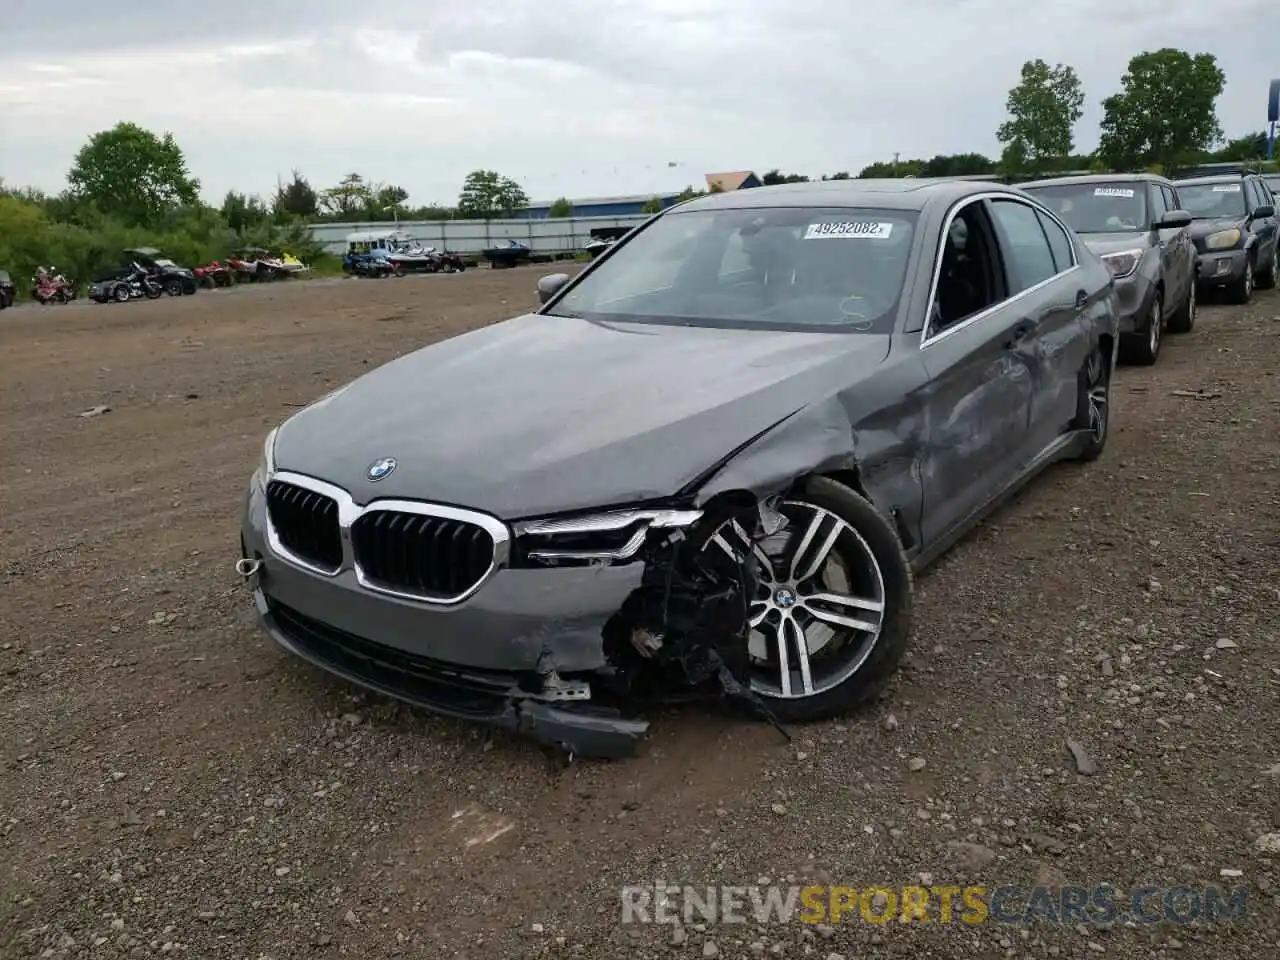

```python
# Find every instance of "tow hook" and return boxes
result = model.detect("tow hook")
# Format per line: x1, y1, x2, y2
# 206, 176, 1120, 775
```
235, 557, 262, 580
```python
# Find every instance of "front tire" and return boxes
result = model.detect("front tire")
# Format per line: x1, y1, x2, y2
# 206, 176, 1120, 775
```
1227, 259, 1254, 304
1167, 276, 1196, 334
704, 476, 912, 722
164, 278, 184, 297
113, 284, 130, 303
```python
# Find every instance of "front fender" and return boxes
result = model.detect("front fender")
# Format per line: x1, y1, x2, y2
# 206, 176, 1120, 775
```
692, 396, 860, 506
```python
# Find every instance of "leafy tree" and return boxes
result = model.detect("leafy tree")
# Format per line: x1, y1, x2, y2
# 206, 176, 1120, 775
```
996, 60, 1085, 173
456, 170, 529, 218
822, 171, 852, 180
319, 173, 372, 218
548, 197, 573, 217
761, 169, 810, 185
372, 184, 409, 217
1207, 131, 1267, 162
221, 191, 270, 232
273, 170, 318, 219
640, 197, 664, 214
1096, 49, 1226, 175
676, 186, 706, 203
66, 122, 200, 227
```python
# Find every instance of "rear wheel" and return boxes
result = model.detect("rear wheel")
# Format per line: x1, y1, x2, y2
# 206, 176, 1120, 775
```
702, 477, 912, 722
1072, 345, 1111, 462
1121, 291, 1161, 366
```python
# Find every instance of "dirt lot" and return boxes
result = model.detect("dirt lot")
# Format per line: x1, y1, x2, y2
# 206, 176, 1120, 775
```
2, 269, 1278, 960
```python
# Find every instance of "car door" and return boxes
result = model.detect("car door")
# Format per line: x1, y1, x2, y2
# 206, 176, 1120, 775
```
1146, 183, 1178, 317
1162, 184, 1193, 301
916, 198, 1037, 547
1247, 178, 1279, 265
986, 196, 1087, 459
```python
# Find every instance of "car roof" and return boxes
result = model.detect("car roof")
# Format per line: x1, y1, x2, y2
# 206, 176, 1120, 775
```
1019, 173, 1171, 189
672, 178, 1025, 214
1174, 174, 1253, 187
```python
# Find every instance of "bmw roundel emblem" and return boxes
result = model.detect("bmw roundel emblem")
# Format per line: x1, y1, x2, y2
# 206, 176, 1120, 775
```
366, 457, 397, 482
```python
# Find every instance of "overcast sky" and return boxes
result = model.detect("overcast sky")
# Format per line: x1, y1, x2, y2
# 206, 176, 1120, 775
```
1, 1, 1275, 207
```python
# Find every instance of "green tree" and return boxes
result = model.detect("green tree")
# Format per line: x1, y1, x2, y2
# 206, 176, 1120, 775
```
822, 171, 852, 180
996, 60, 1085, 173
761, 169, 810, 185
640, 197, 663, 214
548, 197, 573, 217
319, 173, 372, 218
273, 170, 318, 219
1096, 49, 1226, 175
221, 191, 269, 232
676, 185, 706, 202
66, 122, 200, 227
456, 170, 529, 218
1208, 131, 1267, 162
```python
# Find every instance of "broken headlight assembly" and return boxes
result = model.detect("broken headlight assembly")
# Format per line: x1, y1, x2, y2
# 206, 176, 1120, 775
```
511, 507, 704, 566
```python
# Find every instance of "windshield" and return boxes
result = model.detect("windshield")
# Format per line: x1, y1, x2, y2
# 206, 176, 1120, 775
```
153, 258, 178, 268
1178, 182, 1247, 219
1022, 182, 1148, 233
545, 206, 918, 332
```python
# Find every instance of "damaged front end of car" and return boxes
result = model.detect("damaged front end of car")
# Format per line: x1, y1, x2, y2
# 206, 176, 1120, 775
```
509, 495, 798, 759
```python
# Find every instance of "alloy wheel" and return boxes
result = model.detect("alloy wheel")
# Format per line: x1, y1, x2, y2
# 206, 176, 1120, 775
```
1086, 349, 1109, 443
1147, 296, 1161, 357
1244, 262, 1254, 298
706, 502, 886, 700
1187, 281, 1196, 325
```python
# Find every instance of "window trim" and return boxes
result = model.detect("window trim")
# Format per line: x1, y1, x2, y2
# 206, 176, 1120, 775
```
920, 192, 1079, 350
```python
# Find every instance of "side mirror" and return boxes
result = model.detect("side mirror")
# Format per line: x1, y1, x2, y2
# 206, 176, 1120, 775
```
1252, 204, 1275, 220
1155, 209, 1192, 229
537, 273, 570, 305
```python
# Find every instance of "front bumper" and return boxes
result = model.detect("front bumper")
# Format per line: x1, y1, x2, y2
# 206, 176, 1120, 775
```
241, 479, 651, 757
1111, 275, 1154, 335
1195, 249, 1247, 288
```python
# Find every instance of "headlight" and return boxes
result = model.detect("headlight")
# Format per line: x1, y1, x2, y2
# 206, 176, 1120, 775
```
1204, 229, 1242, 251
513, 508, 703, 565
254, 427, 278, 488
1100, 249, 1143, 279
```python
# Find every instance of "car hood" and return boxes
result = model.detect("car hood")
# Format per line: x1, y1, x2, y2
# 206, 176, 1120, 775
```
273, 312, 889, 518
1078, 231, 1152, 256
1187, 217, 1245, 238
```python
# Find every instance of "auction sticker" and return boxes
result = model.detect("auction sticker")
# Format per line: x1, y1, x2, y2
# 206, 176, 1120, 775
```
1094, 187, 1135, 198
1212, 184, 1241, 192
804, 221, 894, 240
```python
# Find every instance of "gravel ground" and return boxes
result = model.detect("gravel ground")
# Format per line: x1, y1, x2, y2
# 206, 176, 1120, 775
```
2, 270, 1278, 960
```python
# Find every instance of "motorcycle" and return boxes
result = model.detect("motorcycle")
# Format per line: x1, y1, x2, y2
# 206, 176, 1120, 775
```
32, 268, 77, 304
90, 266, 163, 304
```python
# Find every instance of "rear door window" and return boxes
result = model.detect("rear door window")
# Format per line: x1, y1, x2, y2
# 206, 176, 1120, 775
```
989, 199, 1059, 293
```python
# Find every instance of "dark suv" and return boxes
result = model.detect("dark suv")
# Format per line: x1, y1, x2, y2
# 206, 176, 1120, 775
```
1174, 173, 1278, 303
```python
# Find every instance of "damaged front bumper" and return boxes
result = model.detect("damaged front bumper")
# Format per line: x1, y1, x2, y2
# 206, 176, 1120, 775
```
241, 480, 655, 758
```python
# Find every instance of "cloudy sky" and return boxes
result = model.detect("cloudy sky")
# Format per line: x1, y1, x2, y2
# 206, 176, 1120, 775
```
1, 1, 1275, 207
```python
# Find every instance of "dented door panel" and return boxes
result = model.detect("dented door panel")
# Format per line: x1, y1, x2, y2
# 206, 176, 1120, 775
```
917, 309, 1036, 547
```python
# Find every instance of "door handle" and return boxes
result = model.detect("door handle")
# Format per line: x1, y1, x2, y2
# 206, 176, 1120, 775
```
1074, 289, 1089, 309
1005, 320, 1034, 349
